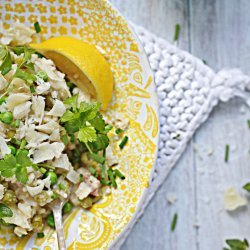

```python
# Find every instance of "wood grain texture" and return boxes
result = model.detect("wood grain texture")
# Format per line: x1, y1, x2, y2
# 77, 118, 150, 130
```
110, 0, 250, 249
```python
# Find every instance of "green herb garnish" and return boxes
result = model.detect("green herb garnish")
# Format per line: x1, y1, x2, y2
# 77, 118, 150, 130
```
34, 21, 41, 33
225, 238, 249, 250
13, 68, 36, 84
114, 169, 125, 180
58, 183, 66, 190
36, 71, 48, 81
225, 144, 229, 162
90, 153, 105, 164
61, 134, 69, 145
89, 166, 97, 177
37, 232, 45, 238
39, 167, 47, 174
0, 48, 11, 75
0, 150, 32, 183
107, 169, 117, 188
30, 85, 35, 93
119, 136, 128, 149
171, 213, 178, 231
115, 128, 123, 135
173, 24, 181, 42
0, 203, 13, 218
243, 183, 250, 193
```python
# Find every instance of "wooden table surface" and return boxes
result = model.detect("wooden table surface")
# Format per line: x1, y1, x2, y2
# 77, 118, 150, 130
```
110, 1, 250, 249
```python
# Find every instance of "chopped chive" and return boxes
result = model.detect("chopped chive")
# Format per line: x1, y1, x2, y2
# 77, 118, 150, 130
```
32, 164, 39, 171
34, 21, 41, 33
173, 133, 180, 140
20, 139, 27, 149
11, 138, 22, 146
224, 144, 229, 162
58, 183, 66, 190
171, 213, 178, 231
119, 136, 128, 149
89, 166, 97, 177
37, 232, 44, 238
14, 119, 20, 128
202, 59, 207, 65
90, 153, 105, 164
30, 85, 35, 93
104, 124, 113, 133
79, 173, 83, 182
247, 120, 250, 129
61, 134, 68, 145
37, 163, 55, 170
51, 193, 58, 200
107, 169, 117, 188
173, 24, 181, 42
100, 179, 110, 186
39, 167, 47, 174
101, 164, 106, 179
70, 134, 75, 143
114, 169, 125, 180
115, 128, 123, 135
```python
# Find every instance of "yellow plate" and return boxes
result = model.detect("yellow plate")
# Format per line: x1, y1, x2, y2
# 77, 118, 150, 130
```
0, 1, 159, 249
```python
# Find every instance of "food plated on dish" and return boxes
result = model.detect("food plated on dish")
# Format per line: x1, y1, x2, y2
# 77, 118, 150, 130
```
0, 1, 158, 249
0, 22, 129, 238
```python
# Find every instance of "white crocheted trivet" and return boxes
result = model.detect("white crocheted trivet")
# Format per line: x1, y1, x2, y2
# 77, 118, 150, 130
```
111, 24, 250, 249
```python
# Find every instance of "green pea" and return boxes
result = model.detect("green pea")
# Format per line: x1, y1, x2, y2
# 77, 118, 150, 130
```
37, 232, 44, 238
44, 171, 57, 185
62, 202, 73, 214
8, 145, 16, 155
36, 71, 48, 81
0, 112, 13, 124
46, 213, 55, 228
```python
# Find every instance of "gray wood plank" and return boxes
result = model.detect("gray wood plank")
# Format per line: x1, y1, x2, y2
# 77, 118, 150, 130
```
110, 0, 190, 49
110, 1, 198, 250
121, 144, 197, 250
190, 0, 250, 249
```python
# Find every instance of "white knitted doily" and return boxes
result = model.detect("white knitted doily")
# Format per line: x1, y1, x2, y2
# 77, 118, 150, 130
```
110, 24, 250, 249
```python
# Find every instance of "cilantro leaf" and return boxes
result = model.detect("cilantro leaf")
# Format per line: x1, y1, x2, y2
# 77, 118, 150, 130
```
63, 94, 78, 111
23, 62, 35, 71
0, 150, 32, 183
0, 154, 16, 178
16, 150, 32, 167
89, 134, 109, 152
225, 239, 249, 250
0, 51, 12, 76
0, 204, 13, 218
89, 113, 105, 132
243, 183, 250, 193
0, 46, 7, 60
13, 68, 36, 84
64, 119, 82, 134
78, 126, 97, 143
61, 110, 80, 123
16, 165, 28, 184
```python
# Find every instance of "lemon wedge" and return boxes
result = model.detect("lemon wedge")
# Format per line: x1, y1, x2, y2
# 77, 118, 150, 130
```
30, 36, 113, 110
